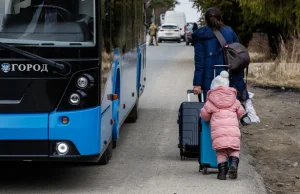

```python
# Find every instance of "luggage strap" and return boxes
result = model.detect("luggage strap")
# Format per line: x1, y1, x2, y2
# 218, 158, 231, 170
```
213, 30, 227, 47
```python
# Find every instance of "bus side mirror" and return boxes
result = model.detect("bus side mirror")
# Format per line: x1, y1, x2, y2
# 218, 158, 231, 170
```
180, 28, 182, 30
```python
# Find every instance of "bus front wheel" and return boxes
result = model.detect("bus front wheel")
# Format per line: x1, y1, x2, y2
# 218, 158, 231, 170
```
97, 141, 112, 165
113, 140, 117, 149
125, 99, 139, 123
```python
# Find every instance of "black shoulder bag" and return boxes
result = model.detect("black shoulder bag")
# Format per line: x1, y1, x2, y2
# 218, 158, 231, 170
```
213, 30, 250, 102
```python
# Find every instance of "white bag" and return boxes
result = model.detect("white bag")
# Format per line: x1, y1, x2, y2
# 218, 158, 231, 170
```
241, 91, 260, 124
244, 99, 260, 123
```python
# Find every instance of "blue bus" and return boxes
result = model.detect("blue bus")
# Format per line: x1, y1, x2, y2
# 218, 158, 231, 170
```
0, 0, 146, 164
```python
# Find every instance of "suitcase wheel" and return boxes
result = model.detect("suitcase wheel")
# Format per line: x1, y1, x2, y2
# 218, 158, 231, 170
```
180, 155, 186, 161
203, 167, 208, 175
199, 164, 204, 172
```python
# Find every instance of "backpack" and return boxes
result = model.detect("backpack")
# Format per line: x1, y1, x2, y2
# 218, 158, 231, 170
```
213, 30, 250, 72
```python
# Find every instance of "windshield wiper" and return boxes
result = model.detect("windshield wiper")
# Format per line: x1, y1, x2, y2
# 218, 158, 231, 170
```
0, 42, 66, 72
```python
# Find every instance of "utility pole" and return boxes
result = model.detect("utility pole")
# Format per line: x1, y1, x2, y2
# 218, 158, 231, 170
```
152, 8, 155, 24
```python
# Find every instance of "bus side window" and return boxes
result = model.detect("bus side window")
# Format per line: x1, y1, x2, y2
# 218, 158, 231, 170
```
101, 0, 113, 100
126, 0, 133, 52
111, 0, 122, 51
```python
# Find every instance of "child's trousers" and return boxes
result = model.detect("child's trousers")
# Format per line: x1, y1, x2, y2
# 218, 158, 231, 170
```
216, 148, 240, 164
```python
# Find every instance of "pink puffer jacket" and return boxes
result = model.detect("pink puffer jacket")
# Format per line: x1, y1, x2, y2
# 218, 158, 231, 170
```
200, 86, 245, 151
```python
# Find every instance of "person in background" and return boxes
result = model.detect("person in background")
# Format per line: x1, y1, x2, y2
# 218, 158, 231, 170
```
200, 71, 244, 180
192, 22, 198, 32
149, 23, 158, 46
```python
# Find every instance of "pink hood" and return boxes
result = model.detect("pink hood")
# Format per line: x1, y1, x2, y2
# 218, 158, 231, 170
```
206, 86, 237, 109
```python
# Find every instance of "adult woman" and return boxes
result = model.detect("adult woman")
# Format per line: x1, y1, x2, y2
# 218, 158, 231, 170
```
192, 7, 249, 102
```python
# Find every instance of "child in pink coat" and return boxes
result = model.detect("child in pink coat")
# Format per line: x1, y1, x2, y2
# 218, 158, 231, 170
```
200, 71, 245, 180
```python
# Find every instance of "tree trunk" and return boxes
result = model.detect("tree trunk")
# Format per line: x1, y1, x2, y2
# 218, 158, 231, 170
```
266, 27, 284, 59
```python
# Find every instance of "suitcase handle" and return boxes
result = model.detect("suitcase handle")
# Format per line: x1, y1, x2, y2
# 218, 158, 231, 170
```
187, 90, 194, 94
214, 65, 229, 68
187, 90, 204, 103
214, 65, 229, 78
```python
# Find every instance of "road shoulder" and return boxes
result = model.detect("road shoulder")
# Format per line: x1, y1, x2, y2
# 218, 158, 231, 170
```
243, 86, 300, 194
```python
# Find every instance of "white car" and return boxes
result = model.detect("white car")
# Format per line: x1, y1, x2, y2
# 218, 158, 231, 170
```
157, 23, 181, 43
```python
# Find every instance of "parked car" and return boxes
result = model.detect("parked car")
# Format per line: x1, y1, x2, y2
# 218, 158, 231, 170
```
184, 22, 194, 38
185, 24, 193, 45
185, 23, 198, 46
157, 23, 181, 43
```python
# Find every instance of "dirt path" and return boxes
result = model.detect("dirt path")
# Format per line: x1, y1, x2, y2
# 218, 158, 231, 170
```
243, 85, 300, 194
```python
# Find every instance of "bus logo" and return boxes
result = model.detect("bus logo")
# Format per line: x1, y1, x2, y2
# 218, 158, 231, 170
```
1, 63, 11, 73
0, 63, 48, 73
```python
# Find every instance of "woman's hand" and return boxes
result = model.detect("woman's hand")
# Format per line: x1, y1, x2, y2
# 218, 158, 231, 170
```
193, 85, 201, 95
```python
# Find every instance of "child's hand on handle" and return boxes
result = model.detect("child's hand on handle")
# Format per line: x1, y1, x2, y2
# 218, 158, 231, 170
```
193, 85, 201, 95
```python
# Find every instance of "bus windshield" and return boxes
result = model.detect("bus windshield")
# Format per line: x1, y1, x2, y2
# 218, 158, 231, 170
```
0, 0, 95, 47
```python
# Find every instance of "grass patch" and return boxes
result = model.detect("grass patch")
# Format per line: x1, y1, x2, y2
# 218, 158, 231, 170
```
249, 52, 269, 63
248, 62, 300, 88
248, 36, 300, 88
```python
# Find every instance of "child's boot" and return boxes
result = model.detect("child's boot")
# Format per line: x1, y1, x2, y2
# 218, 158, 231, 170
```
229, 156, 239, 179
217, 162, 228, 180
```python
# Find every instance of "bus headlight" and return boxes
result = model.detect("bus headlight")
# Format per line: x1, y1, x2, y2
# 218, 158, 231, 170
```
57, 69, 98, 111
69, 93, 81, 105
77, 76, 88, 89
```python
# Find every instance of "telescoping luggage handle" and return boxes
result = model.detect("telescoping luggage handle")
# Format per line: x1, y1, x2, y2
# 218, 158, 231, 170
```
186, 65, 228, 103
214, 65, 229, 78
187, 90, 204, 103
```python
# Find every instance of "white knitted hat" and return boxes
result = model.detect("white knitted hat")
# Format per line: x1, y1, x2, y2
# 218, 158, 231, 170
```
210, 71, 229, 89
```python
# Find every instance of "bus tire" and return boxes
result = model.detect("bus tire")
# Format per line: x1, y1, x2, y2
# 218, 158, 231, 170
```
112, 140, 117, 149
125, 99, 139, 123
98, 141, 112, 165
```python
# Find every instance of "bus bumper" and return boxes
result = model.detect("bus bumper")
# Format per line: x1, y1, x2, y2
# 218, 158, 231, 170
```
0, 106, 102, 162
0, 152, 101, 163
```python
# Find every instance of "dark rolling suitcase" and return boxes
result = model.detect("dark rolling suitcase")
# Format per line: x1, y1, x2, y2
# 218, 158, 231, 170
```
177, 90, 204, 160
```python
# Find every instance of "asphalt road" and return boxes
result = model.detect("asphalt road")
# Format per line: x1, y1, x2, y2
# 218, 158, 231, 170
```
0, 41, 267, 194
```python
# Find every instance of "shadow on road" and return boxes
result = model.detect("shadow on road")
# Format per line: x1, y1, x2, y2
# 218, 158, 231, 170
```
0, 161, 98, 191
0, 162, 88, 179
